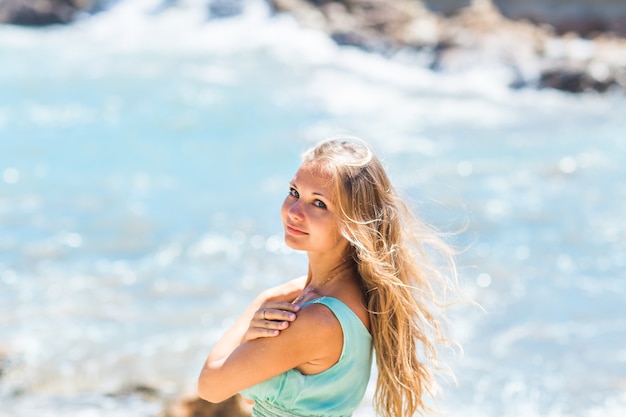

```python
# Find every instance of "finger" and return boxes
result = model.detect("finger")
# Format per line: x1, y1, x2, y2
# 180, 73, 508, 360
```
255, 308, 271, 321
249, 327, 281, 339
261, 308, 298, 323
261, 319, 290, 330
262, 301, 301, 313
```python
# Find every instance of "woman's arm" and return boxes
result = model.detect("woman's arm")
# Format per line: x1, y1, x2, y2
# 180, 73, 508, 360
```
205, 276, 307, 363
198, 299, 343, 403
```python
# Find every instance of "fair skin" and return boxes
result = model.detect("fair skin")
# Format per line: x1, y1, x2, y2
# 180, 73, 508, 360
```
198, 162, 370, 403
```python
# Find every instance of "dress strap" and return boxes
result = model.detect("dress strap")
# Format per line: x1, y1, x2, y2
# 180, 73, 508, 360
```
304, 297, 371, 337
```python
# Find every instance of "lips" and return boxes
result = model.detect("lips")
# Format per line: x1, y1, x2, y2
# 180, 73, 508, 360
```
285, 223, 307, 235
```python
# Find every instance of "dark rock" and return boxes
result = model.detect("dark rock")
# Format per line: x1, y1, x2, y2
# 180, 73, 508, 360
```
330, 31, 372, 49
420, 0, 626, 37
208, 0, 244, 19
539, 68, 617, 93
0, 0, 72, 25
164, 394, 251, 417
110, 384, 162, 399
421, 0, 471, 16
491, 0, 626, 37
272, 0, 435, 53
270, 0, 626, 94
0, 0, 94, 25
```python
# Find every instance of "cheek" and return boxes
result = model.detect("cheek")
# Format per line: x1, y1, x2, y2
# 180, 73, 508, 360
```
280, 198, 289, 220
316, 214, 341, 240
330, 223, 345, 243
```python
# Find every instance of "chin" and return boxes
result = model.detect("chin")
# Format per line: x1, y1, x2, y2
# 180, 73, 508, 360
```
284, 235, 305, 251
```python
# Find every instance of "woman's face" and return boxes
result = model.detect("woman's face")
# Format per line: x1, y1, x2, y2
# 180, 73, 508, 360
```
281, 162, 349, 256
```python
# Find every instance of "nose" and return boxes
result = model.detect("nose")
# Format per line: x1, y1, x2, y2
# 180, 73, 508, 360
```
287, 198, 304, 221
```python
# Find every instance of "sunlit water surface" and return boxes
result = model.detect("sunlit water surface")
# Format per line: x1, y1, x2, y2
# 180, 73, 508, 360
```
1, 1, 625, 416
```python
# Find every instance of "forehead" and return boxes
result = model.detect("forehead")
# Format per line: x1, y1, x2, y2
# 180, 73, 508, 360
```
292, 162, 335, 193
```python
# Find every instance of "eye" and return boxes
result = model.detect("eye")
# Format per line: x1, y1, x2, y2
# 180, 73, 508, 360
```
314, 200, 327, 209
288, 187, 299, 198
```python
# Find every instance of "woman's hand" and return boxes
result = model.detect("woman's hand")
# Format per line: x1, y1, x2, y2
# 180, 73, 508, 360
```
203, 276, 308, 368
243, 276, 306, 341
243, 301, 300, 341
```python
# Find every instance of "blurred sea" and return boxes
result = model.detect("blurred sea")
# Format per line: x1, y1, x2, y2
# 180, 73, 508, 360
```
1, 0, 625, 416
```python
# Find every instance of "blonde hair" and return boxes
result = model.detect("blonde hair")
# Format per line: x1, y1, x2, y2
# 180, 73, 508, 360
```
302, 136, 459, 417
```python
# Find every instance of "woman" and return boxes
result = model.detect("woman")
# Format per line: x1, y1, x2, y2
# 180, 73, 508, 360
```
198, 137, 459, 416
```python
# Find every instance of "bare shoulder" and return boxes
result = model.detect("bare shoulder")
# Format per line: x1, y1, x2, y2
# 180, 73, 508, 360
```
290, 301, 342, 335
285, 301, 343, 374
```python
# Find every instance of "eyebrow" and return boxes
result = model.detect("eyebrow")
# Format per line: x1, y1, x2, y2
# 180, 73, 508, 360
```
289, 182, 329, 199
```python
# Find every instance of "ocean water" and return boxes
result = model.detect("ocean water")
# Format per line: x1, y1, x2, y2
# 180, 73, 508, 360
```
1, 0, 625, 416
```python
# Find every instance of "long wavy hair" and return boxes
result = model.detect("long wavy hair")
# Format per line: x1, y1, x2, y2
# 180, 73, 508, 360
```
302, 136, 460, 417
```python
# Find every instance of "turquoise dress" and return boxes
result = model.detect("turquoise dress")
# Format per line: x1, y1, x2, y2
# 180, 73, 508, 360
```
240, 297, 373, 417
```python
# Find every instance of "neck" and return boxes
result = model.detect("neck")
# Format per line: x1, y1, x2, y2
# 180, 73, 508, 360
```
306, 252, 355, 290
